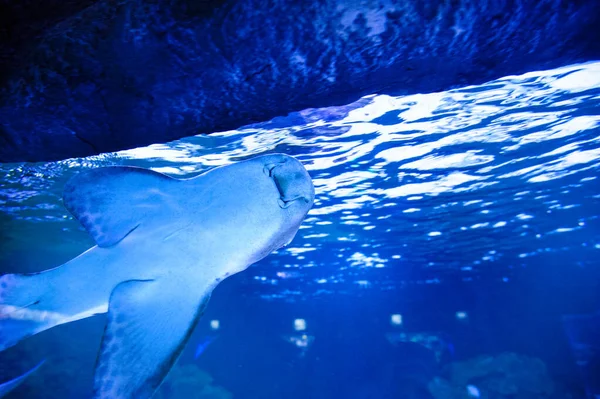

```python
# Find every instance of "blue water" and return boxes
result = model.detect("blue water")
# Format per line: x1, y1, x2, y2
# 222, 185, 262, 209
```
1, 62, 600, 398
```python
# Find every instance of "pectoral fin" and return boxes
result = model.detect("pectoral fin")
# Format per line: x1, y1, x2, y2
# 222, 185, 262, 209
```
93, 279, 211, 399
63, 167, 180, 247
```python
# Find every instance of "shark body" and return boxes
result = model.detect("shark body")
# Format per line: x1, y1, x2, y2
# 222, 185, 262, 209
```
0, 153, 314, 398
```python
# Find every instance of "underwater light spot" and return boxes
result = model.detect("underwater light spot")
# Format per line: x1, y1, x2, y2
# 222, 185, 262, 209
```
466, 384, 480, 398
470, 223, 489, 229
456, 311, 468, 320
210, 320, 220, 330
552, 226, 580, 234
303, 233, 329, 239
390, 314, 402, 326
403, 208, 420, 213
428, 231, 442, 237
294, 319, 306, 331
516, 213, 533, 220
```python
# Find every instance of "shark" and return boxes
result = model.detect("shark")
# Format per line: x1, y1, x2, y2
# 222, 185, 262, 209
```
0, 153, 314, 398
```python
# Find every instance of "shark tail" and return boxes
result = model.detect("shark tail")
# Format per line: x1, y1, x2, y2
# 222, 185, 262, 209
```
0, 271, 65, 352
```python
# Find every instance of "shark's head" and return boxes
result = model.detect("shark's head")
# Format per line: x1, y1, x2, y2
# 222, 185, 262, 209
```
247, 153, 314, 254
194, 153, 314, 271
262, 153, 315, 224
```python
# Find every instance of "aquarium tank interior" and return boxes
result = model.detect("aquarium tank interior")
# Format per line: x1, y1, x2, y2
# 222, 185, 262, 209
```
1, 1, 600, 399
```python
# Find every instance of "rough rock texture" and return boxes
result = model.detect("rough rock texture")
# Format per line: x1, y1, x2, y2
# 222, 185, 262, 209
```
1, 0, 599, 162
428, 353, 559, 399
153, 364, 232, 399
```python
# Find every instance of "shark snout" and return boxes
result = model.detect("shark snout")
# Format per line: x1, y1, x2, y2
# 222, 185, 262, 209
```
262, 155, 315, 209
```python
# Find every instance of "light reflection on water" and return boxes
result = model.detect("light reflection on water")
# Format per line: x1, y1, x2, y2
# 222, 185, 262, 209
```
1, 61, 599, 300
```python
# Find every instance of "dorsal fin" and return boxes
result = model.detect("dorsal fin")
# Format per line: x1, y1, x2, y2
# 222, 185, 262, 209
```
63, 166, 178, 247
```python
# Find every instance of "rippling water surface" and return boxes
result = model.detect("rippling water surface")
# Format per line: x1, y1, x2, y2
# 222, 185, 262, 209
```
2, 61, 599, 299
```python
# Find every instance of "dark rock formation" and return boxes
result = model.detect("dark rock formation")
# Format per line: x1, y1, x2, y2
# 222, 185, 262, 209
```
1, 0, 599, 162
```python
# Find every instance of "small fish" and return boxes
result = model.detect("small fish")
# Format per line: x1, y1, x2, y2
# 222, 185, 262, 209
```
194, 336, 218, 359
0, 360, 44, 398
